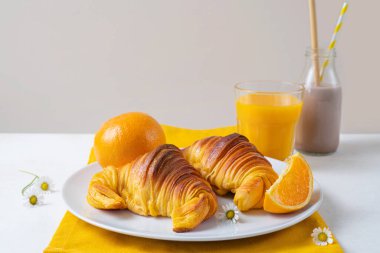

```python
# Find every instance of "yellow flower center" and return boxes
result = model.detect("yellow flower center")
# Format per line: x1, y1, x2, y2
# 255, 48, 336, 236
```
226, 210, 235, 220
318, 232, 328, 242
41, 182, 49, 191
29, 195, 37, 205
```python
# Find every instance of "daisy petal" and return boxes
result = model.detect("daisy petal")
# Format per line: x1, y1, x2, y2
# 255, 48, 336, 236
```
222, 204, 229, 212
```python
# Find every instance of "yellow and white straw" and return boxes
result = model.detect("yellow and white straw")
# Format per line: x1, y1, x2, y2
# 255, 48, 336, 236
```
320, 1, 349, 81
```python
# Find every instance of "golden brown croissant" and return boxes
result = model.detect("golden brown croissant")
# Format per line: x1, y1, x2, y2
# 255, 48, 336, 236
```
87, 144, 218, 232
183, 133, 278, 211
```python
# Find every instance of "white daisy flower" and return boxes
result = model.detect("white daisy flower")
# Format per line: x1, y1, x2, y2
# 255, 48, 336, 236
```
311, 227, 334, 246
23, 187, 44, 207
34, 176, 55, 193
216, 203, 240, 224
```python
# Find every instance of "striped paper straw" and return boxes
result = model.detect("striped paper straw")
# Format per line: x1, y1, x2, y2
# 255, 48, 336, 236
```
320, 1, 349, 81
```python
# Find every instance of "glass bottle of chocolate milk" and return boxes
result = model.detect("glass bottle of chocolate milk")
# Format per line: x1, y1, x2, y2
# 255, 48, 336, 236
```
295, 48, 342, 154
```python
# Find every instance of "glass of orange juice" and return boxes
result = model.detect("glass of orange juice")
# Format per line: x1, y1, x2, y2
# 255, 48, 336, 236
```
235, 81, 304, 161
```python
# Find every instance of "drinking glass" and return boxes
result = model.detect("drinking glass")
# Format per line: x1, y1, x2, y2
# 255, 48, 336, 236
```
235, 81, 304, 160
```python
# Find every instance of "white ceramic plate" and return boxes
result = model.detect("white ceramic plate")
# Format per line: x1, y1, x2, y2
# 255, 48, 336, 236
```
63, 158, 322, 241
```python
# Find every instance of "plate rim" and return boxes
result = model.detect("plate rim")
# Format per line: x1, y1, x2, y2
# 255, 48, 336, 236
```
63, 159, 323, 241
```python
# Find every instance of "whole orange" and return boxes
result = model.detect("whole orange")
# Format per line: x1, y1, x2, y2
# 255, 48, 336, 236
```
94, 112, 166, 168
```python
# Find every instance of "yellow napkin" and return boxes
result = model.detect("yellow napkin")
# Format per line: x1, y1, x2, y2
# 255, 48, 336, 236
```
45, 125, 343, 253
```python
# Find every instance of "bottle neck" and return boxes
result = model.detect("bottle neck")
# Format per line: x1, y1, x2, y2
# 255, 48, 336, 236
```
302, 48, 340, 88
305, 48, 336, 63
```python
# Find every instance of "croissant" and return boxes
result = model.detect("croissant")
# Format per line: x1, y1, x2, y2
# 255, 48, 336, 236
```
183, 133, 278, 211
87, 144, 218, 232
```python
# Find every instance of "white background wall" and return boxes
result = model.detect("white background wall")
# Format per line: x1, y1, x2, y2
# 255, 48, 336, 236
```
0, 1, 377, 133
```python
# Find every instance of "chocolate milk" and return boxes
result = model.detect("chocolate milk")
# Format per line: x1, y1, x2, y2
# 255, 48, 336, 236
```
295, 86, 342, 154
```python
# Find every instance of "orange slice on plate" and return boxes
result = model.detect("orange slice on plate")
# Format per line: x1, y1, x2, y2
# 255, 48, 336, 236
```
263, 153, 313, 213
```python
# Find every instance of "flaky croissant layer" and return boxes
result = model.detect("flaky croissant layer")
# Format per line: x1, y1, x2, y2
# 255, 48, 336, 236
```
87, 144, 218, 232
183, 133, 279, 211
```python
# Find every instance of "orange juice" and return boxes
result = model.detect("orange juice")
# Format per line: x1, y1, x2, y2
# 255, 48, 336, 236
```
236, 93, 303, 160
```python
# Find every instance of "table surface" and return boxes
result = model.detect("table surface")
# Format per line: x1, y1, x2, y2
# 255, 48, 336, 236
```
1, 134, 379, 252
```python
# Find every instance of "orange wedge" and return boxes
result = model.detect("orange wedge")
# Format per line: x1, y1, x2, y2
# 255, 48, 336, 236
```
263, 153, 313, 213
